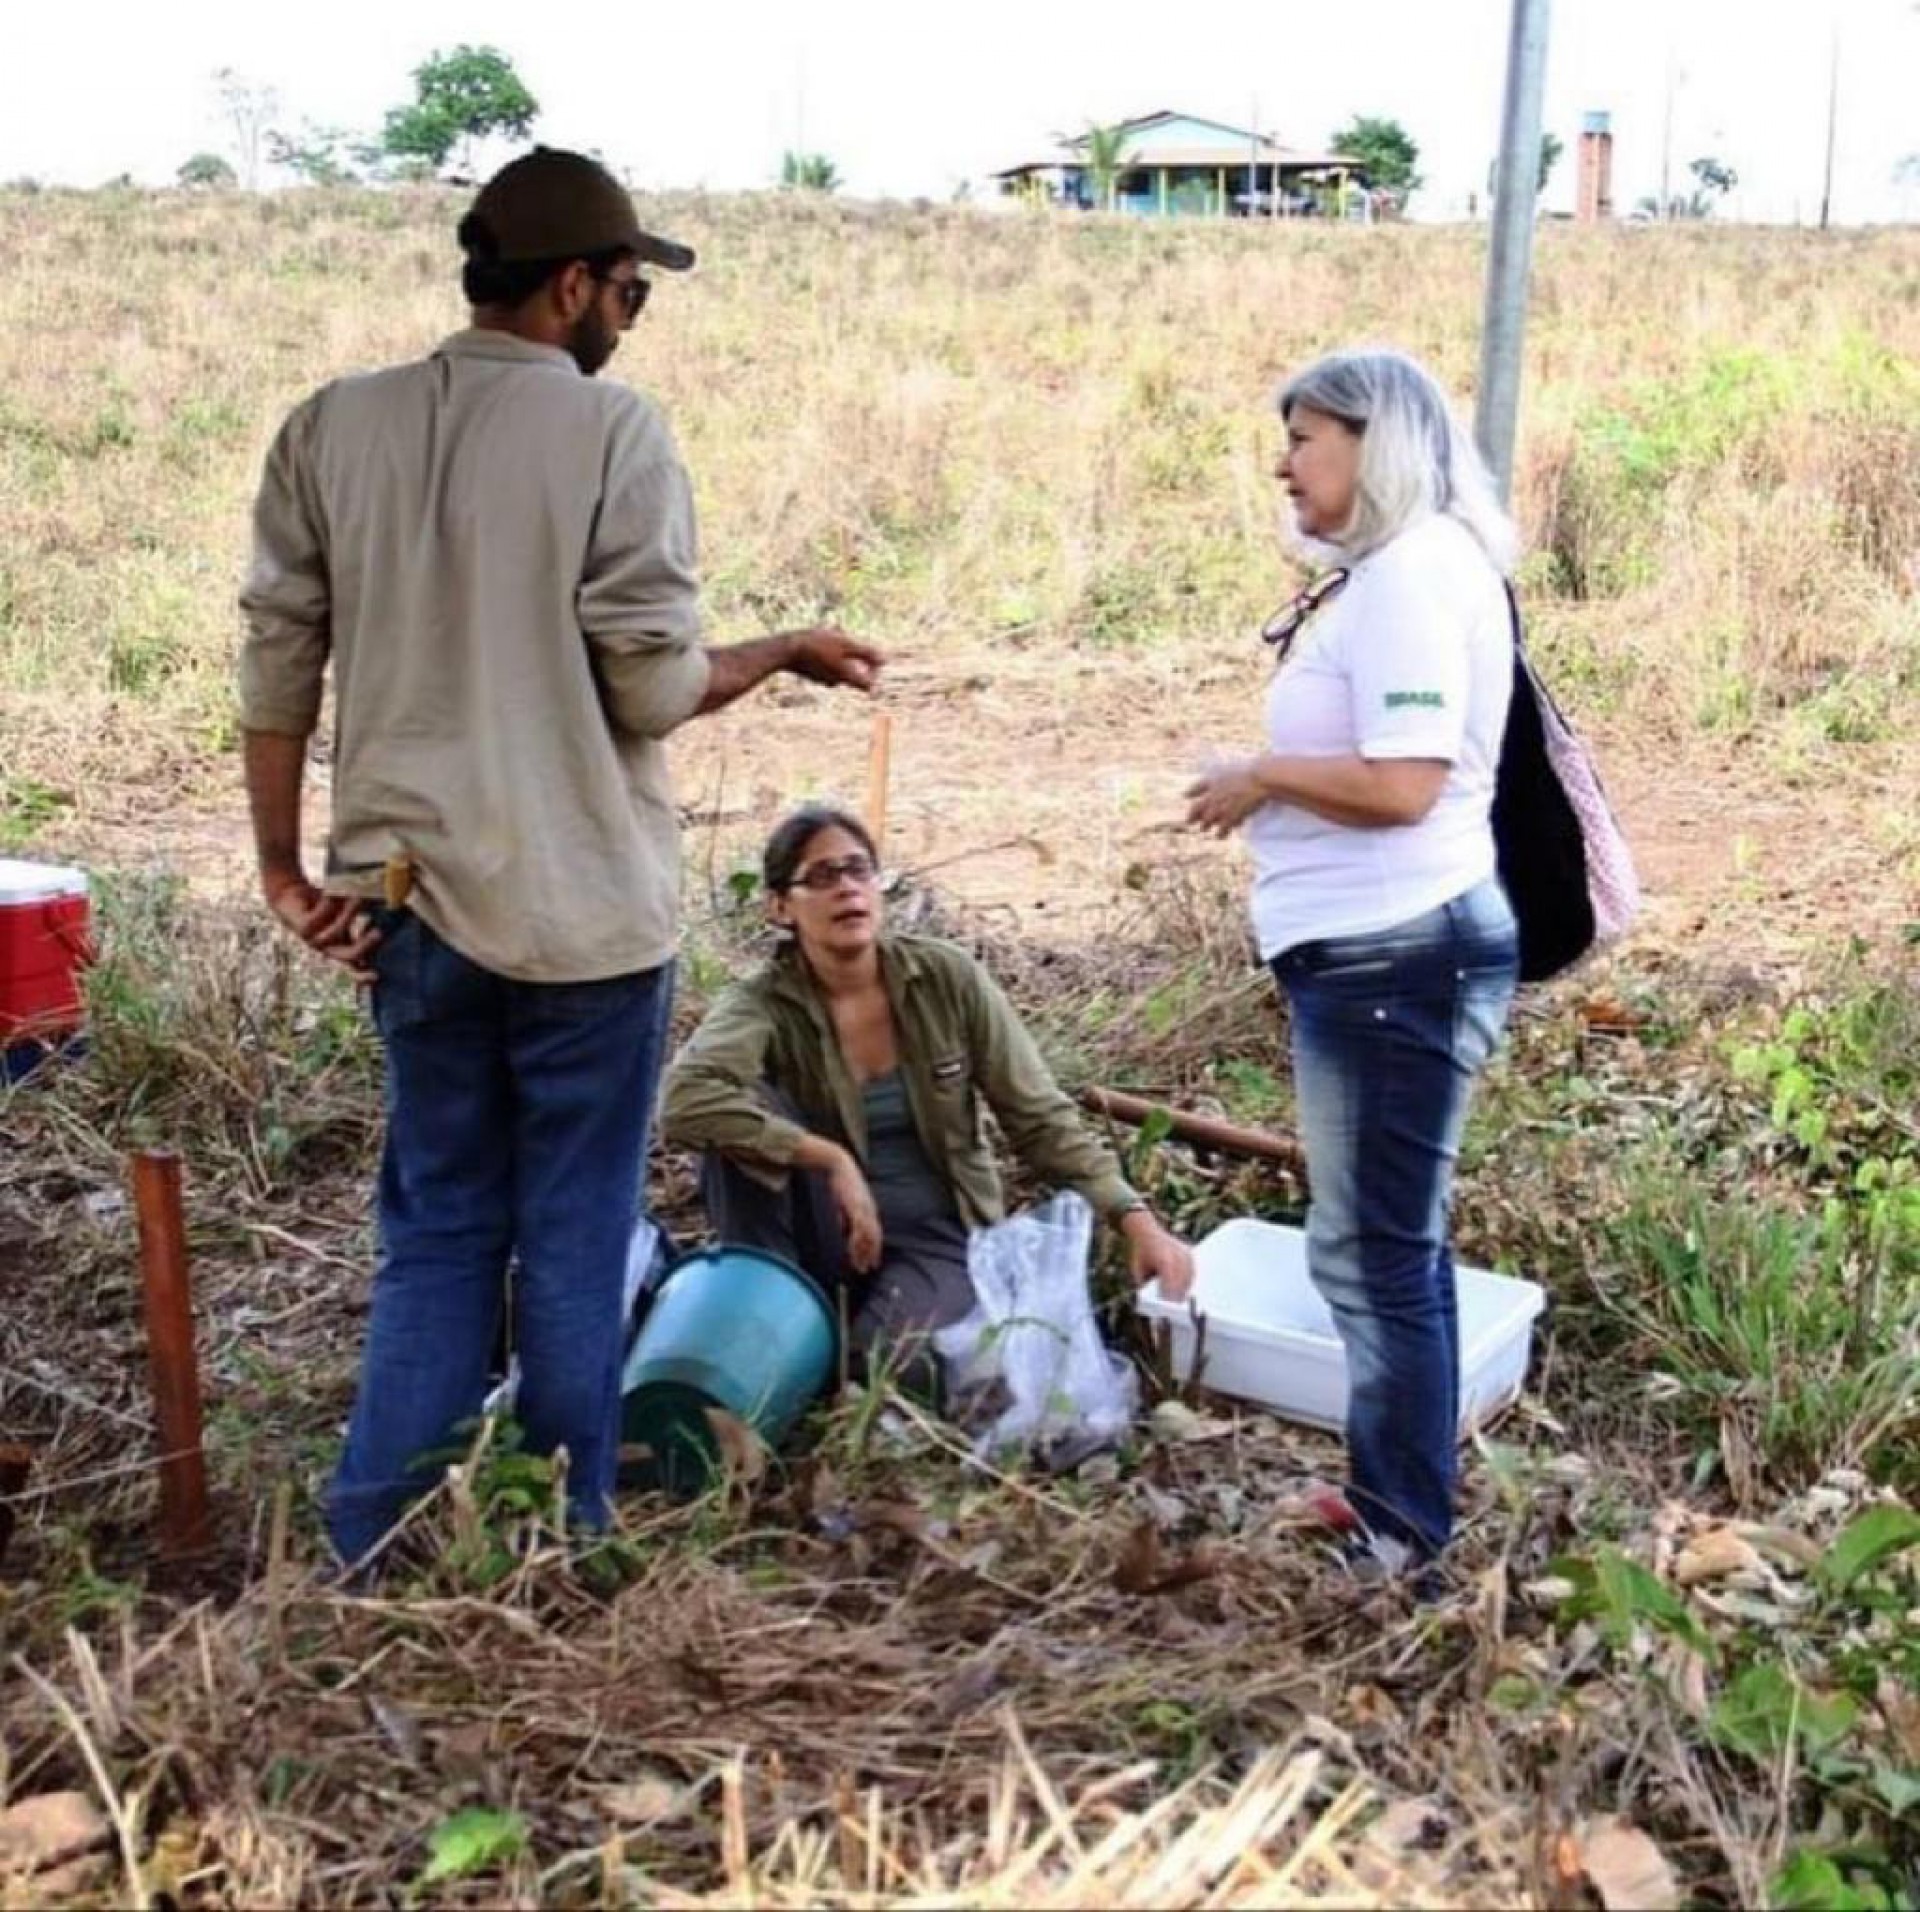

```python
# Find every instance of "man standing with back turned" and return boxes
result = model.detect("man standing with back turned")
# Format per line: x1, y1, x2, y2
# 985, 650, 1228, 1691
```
239, 147, 882, 1568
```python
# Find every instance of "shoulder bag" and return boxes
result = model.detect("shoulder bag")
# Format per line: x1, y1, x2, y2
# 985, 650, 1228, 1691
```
1492, 585, 1640, 983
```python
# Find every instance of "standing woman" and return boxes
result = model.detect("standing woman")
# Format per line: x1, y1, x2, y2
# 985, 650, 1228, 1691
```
1186, 348, 1520, 1575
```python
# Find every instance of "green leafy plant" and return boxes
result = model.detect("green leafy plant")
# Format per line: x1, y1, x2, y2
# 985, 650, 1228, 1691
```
779, 151, 841, 193
1709, 1662, 1861, 1763
1077, 123, 1136, 212
434, 1417, 563, 1590
1769, 1850, 1900, 1911
1819, 1504, 1920, 1594
1554, 1494, 1918, 1903
1548, 1545, 1714, 1656
0, 774, 71, 849
414, 1807, 527, 1891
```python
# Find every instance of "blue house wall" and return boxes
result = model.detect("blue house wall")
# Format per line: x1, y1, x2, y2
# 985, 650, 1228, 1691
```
1109, 115, 1273, 216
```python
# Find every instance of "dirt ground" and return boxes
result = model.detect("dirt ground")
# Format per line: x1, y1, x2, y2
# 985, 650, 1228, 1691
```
52, 636, 1920, 972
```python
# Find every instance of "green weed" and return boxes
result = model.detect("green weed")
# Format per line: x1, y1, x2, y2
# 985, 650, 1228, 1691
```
1553, 1508, 1919, 1904
0, 773, 72, 849
1593, 1189, 1918, 1493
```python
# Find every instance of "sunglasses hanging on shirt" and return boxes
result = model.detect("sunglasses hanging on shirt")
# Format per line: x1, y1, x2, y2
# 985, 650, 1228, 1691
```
1261, 567, 1351, 665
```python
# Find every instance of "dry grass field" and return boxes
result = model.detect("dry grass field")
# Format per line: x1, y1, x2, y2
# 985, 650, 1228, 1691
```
2, 186, 1919, 1908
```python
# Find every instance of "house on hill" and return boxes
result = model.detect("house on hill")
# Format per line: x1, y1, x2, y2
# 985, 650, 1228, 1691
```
991, 110, 1374, 218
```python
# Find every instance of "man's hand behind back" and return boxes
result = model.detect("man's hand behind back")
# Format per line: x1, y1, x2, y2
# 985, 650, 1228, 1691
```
786, 627, 884, 691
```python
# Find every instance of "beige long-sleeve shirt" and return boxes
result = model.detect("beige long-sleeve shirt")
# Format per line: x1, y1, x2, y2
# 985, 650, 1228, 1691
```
239, 328, 712, 982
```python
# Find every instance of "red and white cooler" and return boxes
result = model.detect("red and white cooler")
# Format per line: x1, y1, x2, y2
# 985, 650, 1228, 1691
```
0, 858, 93, 1080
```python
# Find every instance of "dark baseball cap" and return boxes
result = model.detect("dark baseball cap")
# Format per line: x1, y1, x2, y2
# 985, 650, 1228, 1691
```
462, 146, 695, 271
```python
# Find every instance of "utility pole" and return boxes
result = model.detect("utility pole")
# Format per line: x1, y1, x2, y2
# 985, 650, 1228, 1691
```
1249, 96, 1260, 219
1475, 0, 1552, 502
1819, 18, 1840, 230
793, 48, 807, 169
1659, 51, 1677, 219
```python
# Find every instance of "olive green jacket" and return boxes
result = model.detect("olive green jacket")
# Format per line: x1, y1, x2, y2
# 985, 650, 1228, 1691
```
660, 934, 1140, 1229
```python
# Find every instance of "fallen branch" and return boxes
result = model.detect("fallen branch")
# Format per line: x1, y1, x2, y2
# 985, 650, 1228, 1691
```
1078, 1087, 1307, 1175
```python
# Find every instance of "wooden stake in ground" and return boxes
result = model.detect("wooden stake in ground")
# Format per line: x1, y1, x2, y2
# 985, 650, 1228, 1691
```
130, 1149, 212, 1557
864, 709, 893, 856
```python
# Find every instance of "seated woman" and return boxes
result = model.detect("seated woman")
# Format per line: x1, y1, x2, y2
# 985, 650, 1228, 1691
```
660, 804, 1194, 1383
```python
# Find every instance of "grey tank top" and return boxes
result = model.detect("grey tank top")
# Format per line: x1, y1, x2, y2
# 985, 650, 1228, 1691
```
860, 1071, 959, 1231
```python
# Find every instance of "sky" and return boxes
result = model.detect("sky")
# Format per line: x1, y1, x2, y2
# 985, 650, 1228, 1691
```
6, 0, 1917, 223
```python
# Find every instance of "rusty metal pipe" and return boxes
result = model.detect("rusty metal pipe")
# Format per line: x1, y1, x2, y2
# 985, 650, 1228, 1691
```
131, 1149, 212, 1557
1078, 1086, 1307, 1177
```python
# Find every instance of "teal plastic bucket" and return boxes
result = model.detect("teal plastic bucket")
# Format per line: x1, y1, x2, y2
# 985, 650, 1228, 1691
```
619, 1244, 838, 1495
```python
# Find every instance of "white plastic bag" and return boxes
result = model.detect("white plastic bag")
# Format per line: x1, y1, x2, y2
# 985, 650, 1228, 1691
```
935, 1191, 1138, 1463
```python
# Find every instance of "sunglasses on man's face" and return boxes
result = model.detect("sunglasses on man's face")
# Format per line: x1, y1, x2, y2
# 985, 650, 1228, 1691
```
1261, 566, 1351, 663
786, 853, 878, 893
595, 271, 652, 322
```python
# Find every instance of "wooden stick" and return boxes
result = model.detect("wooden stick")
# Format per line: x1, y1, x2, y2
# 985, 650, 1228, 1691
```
130, 1150, 212, 1558
864, 709, 893, 855
1078, 1086, 1307, 1175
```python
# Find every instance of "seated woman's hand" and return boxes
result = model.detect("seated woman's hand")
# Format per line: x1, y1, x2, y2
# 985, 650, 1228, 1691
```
824, 1147, 884, 1275
1119, 1209, 1195, 1303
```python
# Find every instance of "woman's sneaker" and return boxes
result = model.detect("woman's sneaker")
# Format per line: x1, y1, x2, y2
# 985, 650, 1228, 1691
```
1333, 1532, 1449, 1605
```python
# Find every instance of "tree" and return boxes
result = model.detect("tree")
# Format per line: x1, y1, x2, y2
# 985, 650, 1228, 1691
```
213, 68, 279, 191
1329, 115, 1422, 208
266, 123, 362, 186
1079, 122, 1135, 212
1538, 131, 1563, 195
1635, 157, 1739, 223
1689, 154, 1737, 198
177, 151, 237, 190
779, 150, 841, 192
1485, 133, 1566, 206
382, 46, 538, 180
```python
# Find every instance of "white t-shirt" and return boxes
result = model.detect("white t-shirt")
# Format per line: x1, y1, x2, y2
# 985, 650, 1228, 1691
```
1245, 512, 1513, 960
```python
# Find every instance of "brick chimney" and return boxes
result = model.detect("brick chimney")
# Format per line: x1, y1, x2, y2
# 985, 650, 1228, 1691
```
1576, 111, 1614, 222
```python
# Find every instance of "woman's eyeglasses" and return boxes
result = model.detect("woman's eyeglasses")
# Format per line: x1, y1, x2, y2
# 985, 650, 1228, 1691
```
1261, 567, 1350, 663
786, 853, 878, 892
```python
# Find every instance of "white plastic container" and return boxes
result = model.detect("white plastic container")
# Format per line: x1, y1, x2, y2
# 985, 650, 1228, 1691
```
1136, 1218, 1546, 1438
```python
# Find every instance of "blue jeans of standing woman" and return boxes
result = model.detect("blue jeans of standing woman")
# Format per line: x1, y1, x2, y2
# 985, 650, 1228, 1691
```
327, 910, 674, 1566
1269, 876, 1518, 1560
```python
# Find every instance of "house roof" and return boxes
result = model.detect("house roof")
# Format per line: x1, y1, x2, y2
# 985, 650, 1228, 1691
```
1069, 109, 1259, 146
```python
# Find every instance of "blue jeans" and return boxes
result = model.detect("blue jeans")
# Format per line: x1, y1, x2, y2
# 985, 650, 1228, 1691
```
1270, 877, 1518, 1559
328, 910, 674, 1565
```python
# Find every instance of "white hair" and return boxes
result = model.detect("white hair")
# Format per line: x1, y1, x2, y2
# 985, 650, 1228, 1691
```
1278, 348, 1518, 574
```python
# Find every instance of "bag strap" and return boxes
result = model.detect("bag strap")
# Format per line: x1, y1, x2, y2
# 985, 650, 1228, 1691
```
1501, 579, 1577, 732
